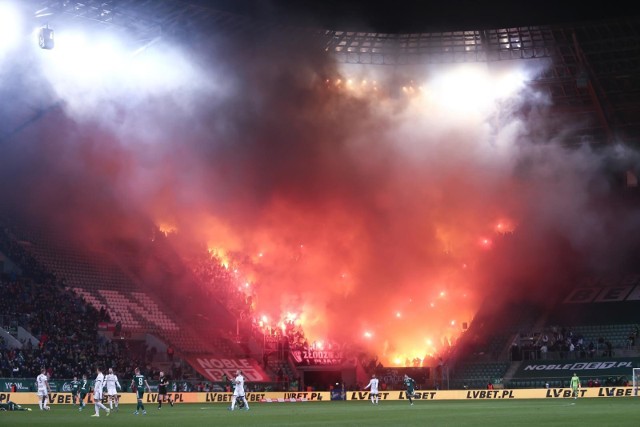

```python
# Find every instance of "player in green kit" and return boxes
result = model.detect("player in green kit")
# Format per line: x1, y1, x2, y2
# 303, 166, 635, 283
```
570, 373, 581, 399
0, 400, 32, 411
131, 367, 151, 415
403, 374, 416, 406
78, 374, 89, 412
70, 376, 81, 407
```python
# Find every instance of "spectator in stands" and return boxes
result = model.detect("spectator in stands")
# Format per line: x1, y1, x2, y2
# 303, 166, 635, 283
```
628, 330, 636, 348
540, 343, 548, 359
541, 333, 549, 345
487, 382, 494, 390
604, 341, 613, 357
510, 341, 521, 361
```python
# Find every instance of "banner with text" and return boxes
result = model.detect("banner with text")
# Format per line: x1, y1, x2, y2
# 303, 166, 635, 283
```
515, 358, 639, 378
290, 347, 346, 366
185, 356, 269, 382
346, 387, 638, 401
4, 388, 637, 405
3, 391, 331, 405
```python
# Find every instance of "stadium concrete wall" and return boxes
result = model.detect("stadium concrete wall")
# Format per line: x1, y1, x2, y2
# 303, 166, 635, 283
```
2, 387, 637, 405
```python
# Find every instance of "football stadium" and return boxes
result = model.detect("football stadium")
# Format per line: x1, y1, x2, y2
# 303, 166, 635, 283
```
1, 1, 639, 425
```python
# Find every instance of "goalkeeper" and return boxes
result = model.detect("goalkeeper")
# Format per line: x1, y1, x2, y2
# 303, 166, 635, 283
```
570, 373, 581, 399
403, 374, 417, 406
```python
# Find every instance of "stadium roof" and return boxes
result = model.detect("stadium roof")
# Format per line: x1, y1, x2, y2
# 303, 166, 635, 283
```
17, 0, 640, 146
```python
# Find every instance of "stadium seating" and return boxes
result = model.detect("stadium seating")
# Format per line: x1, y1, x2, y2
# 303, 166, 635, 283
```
0, 218, 263, 379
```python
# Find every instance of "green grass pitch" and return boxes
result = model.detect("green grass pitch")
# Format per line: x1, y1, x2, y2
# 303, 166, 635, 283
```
2, 399, 638, 426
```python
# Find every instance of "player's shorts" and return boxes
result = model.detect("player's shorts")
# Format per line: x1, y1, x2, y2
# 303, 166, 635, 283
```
370, 391, 379, 395
94, 392, 103, 401
79, 392, 87, 400
158, 386, 167, 395
136, 390, 145, 399
37, 390, 48, 397
107, 388, 118, 396
405, 390, 415, 397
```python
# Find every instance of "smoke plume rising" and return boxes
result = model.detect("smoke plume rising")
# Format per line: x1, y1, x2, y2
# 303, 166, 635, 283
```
1, 17, 639, 365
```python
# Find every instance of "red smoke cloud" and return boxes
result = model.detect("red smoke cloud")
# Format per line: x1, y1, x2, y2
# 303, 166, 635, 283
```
1, 27, 639, 367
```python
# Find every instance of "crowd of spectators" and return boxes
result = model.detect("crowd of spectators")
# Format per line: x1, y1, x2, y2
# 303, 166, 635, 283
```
190, 251, 254, 320
0, 222, 158, 383
0, 275, 152, 381
2, 224, 379, 390
511, 325, 630, 361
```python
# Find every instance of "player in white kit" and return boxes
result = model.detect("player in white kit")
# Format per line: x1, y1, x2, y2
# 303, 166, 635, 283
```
36, 367, 51, 410
229, 370, 250, 411
104, 368, 121, 411
91, 367, 110, 417
364, 373, 380, 405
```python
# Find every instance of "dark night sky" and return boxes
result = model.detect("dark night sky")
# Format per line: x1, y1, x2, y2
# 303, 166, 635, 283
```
198, 0, 639, 32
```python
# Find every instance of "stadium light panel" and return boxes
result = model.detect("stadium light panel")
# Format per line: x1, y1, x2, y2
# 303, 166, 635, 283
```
39, 26, 54, 49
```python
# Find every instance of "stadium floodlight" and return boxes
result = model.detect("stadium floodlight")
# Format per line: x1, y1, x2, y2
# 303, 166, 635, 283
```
39, 25, 54, 49
0, 0, 23, 54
